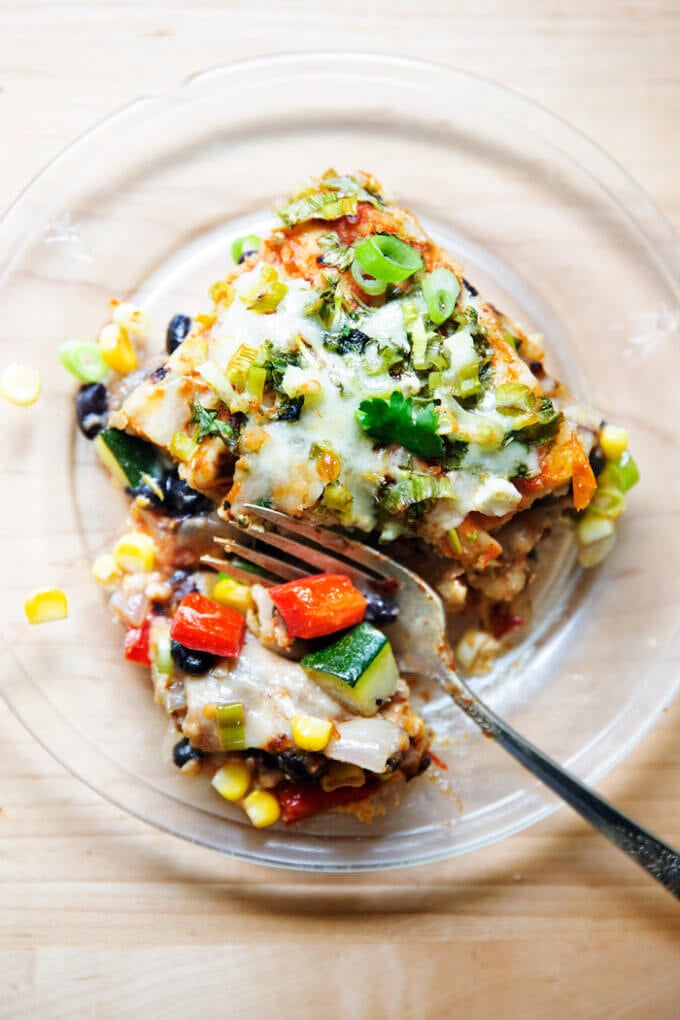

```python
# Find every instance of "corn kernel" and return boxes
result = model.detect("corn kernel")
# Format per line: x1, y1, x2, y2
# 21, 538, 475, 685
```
0, 363, 42, 406
242, 789, 281, 828
91, 553, 122, 589
112, 302, 152, 339
212, 762, 251, 802
99, 323, 138, 375
291, 714, 333, 752
24, 588, 68, 625
600, 425, 629, 461
114, 532, 156, 573
317, 449, 341, 483
212, 575, 253, 614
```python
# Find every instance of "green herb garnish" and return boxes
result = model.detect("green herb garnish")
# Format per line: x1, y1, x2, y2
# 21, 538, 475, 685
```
190, 396, 236, 448
356, 391, 445, 459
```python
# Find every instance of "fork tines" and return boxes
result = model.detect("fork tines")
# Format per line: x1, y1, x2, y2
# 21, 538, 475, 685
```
201, 503, 397, 590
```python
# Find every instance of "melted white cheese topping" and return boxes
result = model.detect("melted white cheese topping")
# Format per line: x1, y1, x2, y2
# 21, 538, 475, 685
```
198, 268, 537, 530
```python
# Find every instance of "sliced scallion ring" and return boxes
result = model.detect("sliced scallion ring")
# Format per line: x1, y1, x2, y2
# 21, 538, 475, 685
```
422, 269, 460, 325
231, 234, 261, 263
350, 258, 388, 296
58, 340, 108, 383
590, 485, 626, 520
353, 233, 423, 284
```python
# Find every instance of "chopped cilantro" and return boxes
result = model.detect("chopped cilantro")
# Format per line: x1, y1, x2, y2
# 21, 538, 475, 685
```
356, 391, 445, 459
323, 326, 371, 355
190, 397, 237, 449
259, 342, 301, 392
275, 396, 304, 421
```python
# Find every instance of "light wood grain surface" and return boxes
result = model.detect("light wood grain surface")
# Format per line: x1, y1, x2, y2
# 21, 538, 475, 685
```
1, 2, 679, 1017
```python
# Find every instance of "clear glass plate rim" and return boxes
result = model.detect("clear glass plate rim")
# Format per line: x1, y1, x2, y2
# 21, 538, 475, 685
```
2, 51, 680, 295
1, 51, 679, 872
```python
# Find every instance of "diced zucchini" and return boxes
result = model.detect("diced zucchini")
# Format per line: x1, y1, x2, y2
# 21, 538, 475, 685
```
301, 622, 400, 716
95, 428, 163, 490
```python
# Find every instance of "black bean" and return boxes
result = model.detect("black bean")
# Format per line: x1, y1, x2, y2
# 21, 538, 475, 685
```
75, 382, 108, 439
166, 313, 192, 354
363, 589, 399, 625
589, 444, 606, 477
164, 473, 215, 517
172, 737, 204, 769
237, 248, 258, 265
170, 640, 218, 676
276, 750, 320, 784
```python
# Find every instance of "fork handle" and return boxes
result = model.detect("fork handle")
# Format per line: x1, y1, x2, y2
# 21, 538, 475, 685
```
438, 670, 680, 898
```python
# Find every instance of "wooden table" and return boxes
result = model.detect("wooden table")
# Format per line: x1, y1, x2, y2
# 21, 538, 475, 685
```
1, 2, 678, 1016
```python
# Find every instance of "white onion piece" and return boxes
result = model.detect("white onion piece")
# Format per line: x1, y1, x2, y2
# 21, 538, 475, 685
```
109, 588, 150, 627
326, 717, 404, 773
165, 686, 188, 712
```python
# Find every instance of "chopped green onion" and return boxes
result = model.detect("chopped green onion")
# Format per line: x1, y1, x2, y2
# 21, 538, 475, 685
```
410, 318, 429, 370
215, 701, 247, 751
378, 473, 453, 515
246, 365, 267, 402
231, 234, 261, 263
154, 630, 173, 674
495, 383, 537, 416
577, 512, 615, 546
590, 485, 626, 520
240, 266, 288, 314
226, 344, 258, 389
278, 191, 358, 228
350, 258, 388, 295
422, 269, 460, 325
323, 481, 352, 511
317, 232, 355, 270
448, 527, 463, 555
170, 430, 199, 463
600, 451, 640, 493
502, 329, 520, 351
578, 532, 617, 567
451, 362, 482, 399
58, 340, 108, 383
353, 234, 423, 284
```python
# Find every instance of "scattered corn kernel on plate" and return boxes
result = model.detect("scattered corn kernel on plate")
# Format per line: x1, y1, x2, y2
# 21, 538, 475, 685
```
0, 55, 679, 871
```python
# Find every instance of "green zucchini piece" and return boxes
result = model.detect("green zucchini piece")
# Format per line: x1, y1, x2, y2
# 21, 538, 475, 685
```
95, 428, 164, 490
301, 622, 400, 717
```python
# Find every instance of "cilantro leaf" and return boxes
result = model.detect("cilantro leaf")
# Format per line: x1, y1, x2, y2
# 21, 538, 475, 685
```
190, 397, 236, 449
356, 391, 445, 459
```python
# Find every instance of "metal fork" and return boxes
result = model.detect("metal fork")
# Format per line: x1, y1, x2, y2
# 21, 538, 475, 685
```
203, 503, 680, 897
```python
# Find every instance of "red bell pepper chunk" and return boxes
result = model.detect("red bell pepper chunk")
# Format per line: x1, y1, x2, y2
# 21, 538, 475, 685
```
124, 618, 151, 665
268, 573, 367, 640
170, 591, 246, 658
276, 779, 380, 824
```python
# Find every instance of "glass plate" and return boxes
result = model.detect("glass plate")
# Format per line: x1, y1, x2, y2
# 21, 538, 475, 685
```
1, 53, 679, 872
